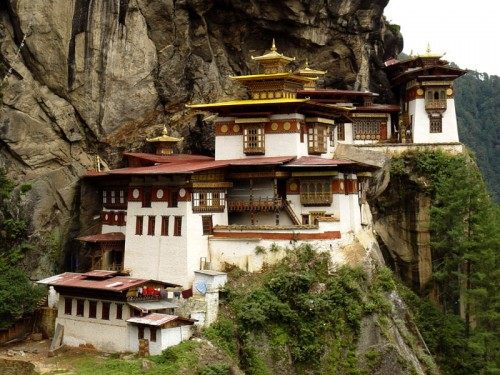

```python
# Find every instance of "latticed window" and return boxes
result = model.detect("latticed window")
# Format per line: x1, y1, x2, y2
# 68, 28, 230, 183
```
243, 125, 265, 154
353, 119, 382, 141
202, 215, 213, 235
430, 115, 442, 133
307, 125, 328, 154
192, 191, 225, 212
102, 190, 107, 204
300, 179, 332, 206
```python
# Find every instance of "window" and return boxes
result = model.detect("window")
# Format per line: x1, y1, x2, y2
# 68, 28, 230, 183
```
202, 215, 213, 235
76, 299, 84, 316
300, 180, 332, 206
111, 190, 116, 204
102, 302, 110, 320
119, 190, 125, 204
337, 123, 345, 141
138, 326, 144, 340
150, 328, 157, 342
192, 191, 225, 212
170, 190, 178, 208
243, 125, 265, 154
430, 115, 442, 133
102, 190, 107, 204
148, 216, 156, 236
136, 216, 143, 235
307, 124, 328, 154
142, 187, 152, 208
353, 119, 382, 141
116, 304, 123, 320
302, 214, 309, 225
174, 216, 182, 236
425, 89, 447, 110
89, 301, 97, 318
161, 216, 169, 236
64, 298, 72, 315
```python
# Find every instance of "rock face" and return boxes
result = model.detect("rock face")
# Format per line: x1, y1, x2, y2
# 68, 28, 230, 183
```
0, 0, 402, 276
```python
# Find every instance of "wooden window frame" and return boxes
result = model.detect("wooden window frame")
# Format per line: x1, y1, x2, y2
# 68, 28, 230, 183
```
243, 124, 265, 155
300, 179, 332, 206
337, 123, 345, 141
136, 216, 143, 235
307, 124, 328, 154
89, 300, 97, 318
202, 215, 213, 235
353, 119, 382, 141
192, 191, 225, 213
174, 216, 182, 236
147, 215, 156, 236
101, 302, 110, 320
430, 115, 443, 133
150, 327, 157, 342
102, 190, 107, 204
76, 299, 84, 317
64, 298, 72, 315
161, 216, 169, 236
116, 304, 123, 320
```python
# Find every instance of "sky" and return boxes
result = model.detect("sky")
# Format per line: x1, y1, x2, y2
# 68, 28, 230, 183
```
384, 0, 500, 76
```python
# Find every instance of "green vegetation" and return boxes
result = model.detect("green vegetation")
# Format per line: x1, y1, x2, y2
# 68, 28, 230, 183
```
454, 71, 500, 203
0, 169, 44, 329
391, 150, 500, 373
205, 245, 414, 374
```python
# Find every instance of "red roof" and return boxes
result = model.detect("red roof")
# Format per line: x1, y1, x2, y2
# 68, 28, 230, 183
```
88, 156, 296, 176
77, 232, 125, 243
126, 313, 195, 326
284, 156, 354, 167
83, 270, 119, 278
37, 272, 180, 291
355, 104, 400, 112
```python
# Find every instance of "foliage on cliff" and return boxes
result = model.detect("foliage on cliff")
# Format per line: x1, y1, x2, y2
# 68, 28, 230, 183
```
454, 71, 500, 203
390, 150, 500, 373
205, 245, 435, 375
0, 169, 44, 329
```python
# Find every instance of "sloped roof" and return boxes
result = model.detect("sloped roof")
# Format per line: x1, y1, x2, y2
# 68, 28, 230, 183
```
126, 313, 195, 326
76, 232, 125, 243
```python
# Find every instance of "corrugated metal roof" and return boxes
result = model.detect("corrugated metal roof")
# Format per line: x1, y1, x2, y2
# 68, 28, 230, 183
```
127, 300, 178, 313
284, 156, 354, 167
126, 313, 196, 327
82, 270, 119, 278
37, 273, 180, 292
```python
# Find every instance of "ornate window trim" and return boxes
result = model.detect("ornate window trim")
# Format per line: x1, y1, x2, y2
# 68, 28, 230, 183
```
307, 124, 328, 154
300, 179, 332, 206
192, 190, 226, 212
243, 124, 265, 155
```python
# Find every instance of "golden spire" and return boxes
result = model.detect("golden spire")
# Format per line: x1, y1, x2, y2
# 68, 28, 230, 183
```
426, 42, 432, 54
146, 125, 182, 143
271, 38, 277, 52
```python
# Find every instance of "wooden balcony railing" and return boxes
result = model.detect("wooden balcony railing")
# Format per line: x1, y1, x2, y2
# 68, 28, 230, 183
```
227, 197, 283, 212
425, 99, 447, 110
300, 192, 332, 206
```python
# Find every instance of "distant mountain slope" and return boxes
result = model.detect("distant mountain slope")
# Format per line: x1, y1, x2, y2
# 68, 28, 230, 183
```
454, 71, 500, 202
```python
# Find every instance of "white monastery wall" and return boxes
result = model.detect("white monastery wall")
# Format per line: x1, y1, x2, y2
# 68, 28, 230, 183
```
410, 99, 459, 143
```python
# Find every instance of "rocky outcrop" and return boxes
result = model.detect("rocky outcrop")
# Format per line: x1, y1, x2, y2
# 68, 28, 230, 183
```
0, 0, 402, 277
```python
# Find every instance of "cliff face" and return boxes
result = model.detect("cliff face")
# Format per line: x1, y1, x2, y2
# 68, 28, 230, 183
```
0, 0, 402, 276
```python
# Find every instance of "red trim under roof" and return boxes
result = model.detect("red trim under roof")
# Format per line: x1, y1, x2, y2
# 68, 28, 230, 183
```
77, 232, 125, 243
355, 104, 400, 112
124, 153, 214, 164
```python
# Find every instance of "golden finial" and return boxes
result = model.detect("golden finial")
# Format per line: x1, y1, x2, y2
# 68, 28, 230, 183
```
271, 38, 277, 52
304, 58, 309, 68
162, 124, 168, 136
426, 42, 431, 55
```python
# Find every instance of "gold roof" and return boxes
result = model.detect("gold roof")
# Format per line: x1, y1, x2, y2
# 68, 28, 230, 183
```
146, 125, 182, 143
416, 43, 443, 58
186, 98, 309, 109
296, 59, 327, 77
251, 39, 295, 63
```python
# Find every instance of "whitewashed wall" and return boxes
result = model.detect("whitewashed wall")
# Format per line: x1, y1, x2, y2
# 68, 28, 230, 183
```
409, 99, 459, 143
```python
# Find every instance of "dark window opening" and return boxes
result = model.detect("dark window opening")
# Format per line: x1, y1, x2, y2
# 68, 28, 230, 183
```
161, 216, 169, 236
116, 304, 123, 320
148, 216, 155, 236
136, 216, 143, 235
174, 216, 182, 236
102, 302, 110, 320
76, 299, 84, 317
150, 328, 157, 342
142, 187, 152, 207
170, 190, 179, 208
202, 215, 213, 235
64, 298, 72, 315
138, 326, 144, 339
89, 300, 97, 318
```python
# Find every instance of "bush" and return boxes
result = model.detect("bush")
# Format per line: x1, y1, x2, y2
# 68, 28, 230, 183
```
199, 363, 231, 375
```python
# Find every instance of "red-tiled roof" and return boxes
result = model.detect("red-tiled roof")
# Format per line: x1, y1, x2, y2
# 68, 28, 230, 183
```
77, 232, 125, 243
283, 156, 354, 167
38, 272, 181, 291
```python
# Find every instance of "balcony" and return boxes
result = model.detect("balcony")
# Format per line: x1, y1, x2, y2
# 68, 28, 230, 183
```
227, 197, 284, 212
425, 99, 447, 110
300, 192, 332, 206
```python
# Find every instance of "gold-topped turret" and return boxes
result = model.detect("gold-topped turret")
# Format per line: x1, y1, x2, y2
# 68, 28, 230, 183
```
146, 125, 182, 155
295, 59, 327, 90
251, 39, 296, 74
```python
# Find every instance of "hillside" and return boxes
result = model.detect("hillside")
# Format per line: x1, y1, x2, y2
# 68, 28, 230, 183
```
454, 71, 500, 202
